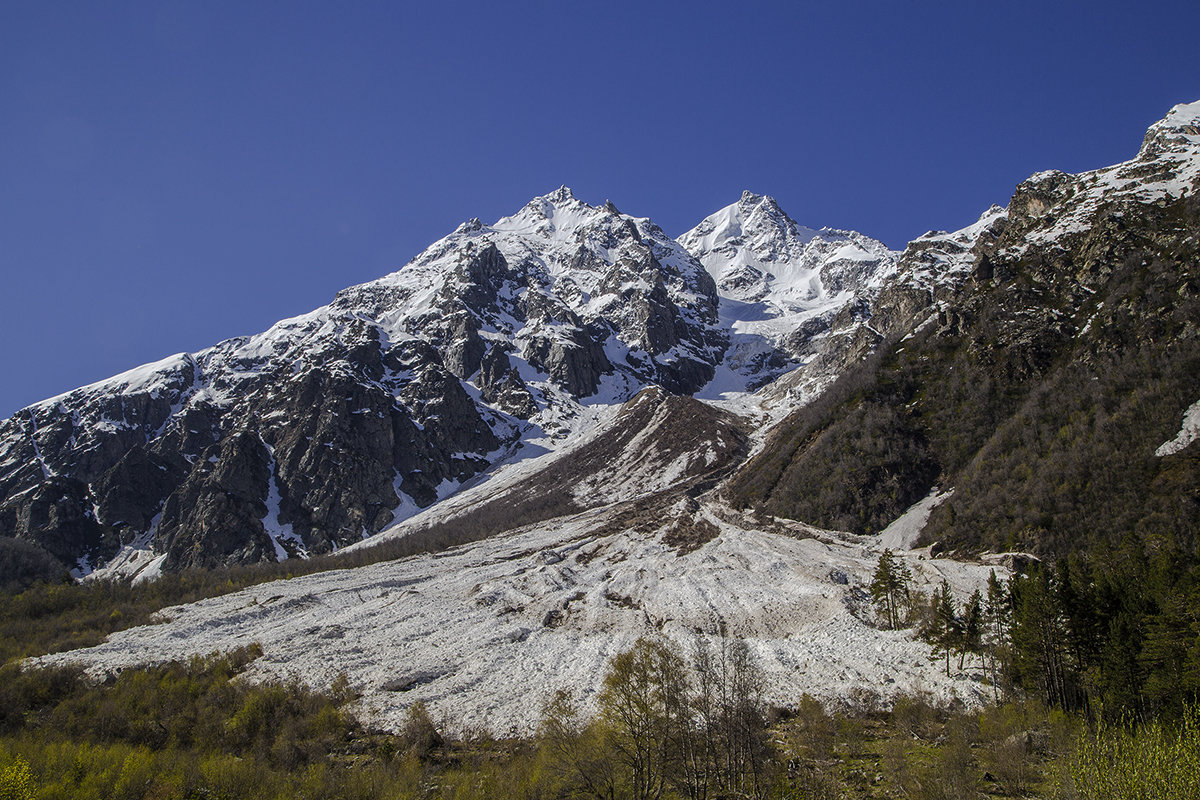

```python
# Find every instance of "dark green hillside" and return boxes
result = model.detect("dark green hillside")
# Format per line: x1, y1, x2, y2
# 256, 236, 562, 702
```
727, 191, 1200, 558
724, 191, 1200, 721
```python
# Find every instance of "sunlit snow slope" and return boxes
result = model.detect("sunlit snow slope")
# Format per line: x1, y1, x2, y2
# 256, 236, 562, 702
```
678, 191, 898, 397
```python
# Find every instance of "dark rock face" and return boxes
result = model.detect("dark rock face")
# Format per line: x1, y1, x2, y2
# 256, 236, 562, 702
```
158, 432, 275, 571
265, 369, 411, 550
0, 477, 110, 567
0, 370, 200, 571
478, 345, 538, 419
0, 315, 511, 576
526, 330, 611, 398
93, 448, 190, 542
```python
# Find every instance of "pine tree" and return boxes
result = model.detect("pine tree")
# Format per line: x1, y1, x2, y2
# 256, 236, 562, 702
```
959, 589, 984, 671
922, 580, 961, 676
985, 570, 1010, 646
870, 550, 897, 629
1057, 555, 1101, 677
896, 558, 913, 624
870, 550, 911, 629
984, 570, 1011, 700
1011, 566, 1077, 709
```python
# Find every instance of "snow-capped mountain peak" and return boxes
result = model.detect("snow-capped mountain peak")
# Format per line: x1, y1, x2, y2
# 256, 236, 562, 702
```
492, 185, 593, 237
733, 189, 821, 247
679, 191, 896, 305
10, 100, 1200, 748
678, 192, 899, 396
680, 191, 813, 285
1139, 99, 1200, 159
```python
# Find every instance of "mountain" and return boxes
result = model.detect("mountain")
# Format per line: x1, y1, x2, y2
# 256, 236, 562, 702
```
0, 187, 891, 581
15, 99, 1200, 737
2, 102, 1199, 588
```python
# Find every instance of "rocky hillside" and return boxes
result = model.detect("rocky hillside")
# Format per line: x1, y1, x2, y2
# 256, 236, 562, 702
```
725, 101, 1200, 556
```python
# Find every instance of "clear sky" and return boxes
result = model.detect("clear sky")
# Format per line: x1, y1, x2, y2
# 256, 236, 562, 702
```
2, 0, 1198, 418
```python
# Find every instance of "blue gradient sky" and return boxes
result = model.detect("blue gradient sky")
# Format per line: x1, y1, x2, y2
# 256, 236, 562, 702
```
2, 1, 1198, 417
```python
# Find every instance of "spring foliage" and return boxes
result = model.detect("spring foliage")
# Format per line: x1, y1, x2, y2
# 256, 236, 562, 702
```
1066, 706, 1200, 800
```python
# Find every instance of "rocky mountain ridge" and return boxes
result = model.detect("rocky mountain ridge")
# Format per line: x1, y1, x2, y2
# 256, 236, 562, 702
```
725, 100, 1200, 554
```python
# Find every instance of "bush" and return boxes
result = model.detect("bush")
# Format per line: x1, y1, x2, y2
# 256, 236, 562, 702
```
1064, 706, 1200, 800
0, 756, 34, 800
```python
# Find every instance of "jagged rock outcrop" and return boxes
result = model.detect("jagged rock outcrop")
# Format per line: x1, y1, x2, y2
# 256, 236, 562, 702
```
478, 345, 538, 419
158, 431, 276, 571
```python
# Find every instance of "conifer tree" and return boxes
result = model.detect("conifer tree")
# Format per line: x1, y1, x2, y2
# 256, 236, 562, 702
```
1011, 566, 1076, 709
984, 570, 1011, 699
870, 550, 911, 630
959, 589, 984, 671
923, 580, 961, 676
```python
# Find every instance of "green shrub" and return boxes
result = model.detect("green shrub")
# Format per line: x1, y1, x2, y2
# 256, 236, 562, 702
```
1065, 705, 1200, 799
0, 756, 34, 800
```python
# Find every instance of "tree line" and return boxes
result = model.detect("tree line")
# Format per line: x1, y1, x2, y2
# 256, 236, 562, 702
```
869, 543, 1200, 722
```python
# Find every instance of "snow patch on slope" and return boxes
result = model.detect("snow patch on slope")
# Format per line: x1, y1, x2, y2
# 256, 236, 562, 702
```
263, 467, 306, 560
1156, 398, 1200, 457
85, 514, 166, 584
32, 353, 195, 412
877, 489, 954, 551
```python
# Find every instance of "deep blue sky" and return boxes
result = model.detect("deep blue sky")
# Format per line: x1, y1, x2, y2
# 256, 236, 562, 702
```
2, 1, 1198, 418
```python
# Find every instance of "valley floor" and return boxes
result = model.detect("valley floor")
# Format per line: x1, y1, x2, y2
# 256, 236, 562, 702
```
3, 647, 1197, 800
